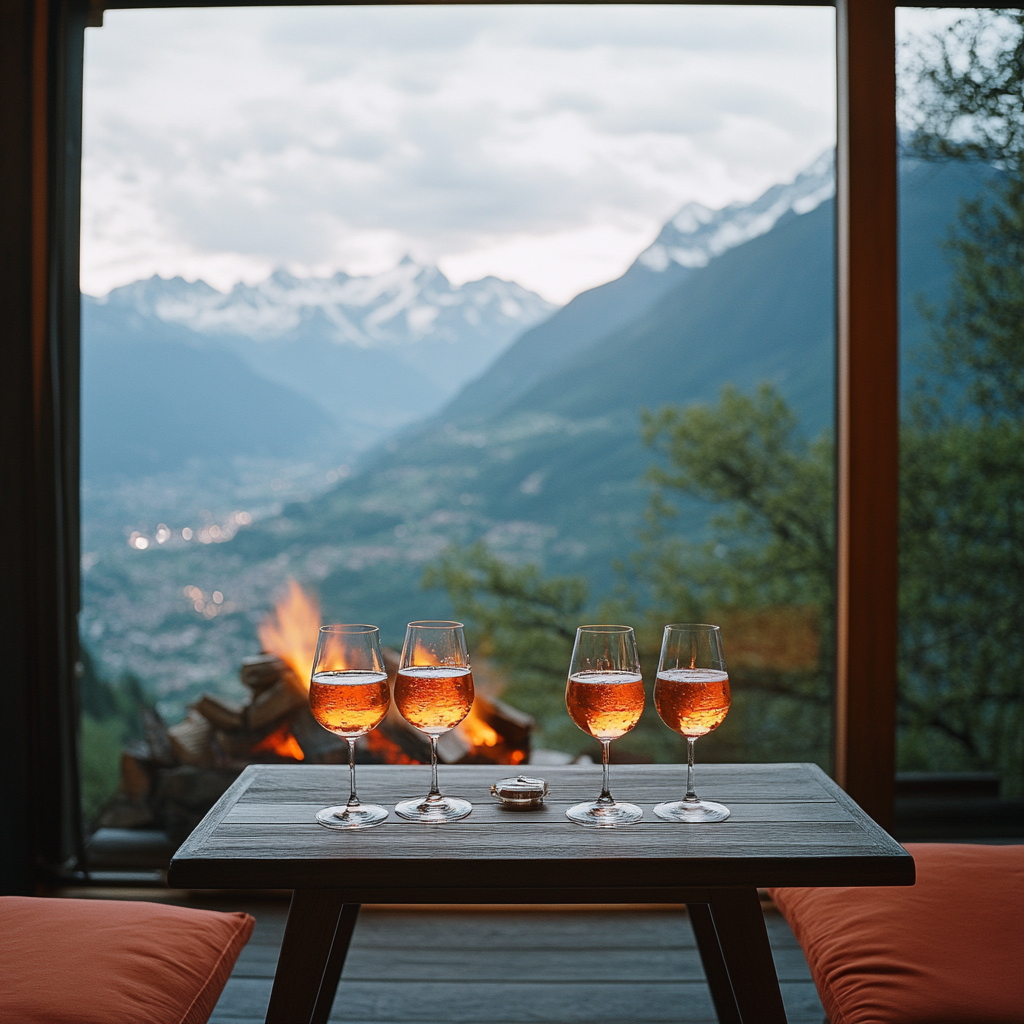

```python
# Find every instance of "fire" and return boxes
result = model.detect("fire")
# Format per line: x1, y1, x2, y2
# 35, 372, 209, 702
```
364, 729, 419, 765
411, 638, 439, 666
316, 631, 352, 673
259, 579, 320, 690
252, 721, 305, 761
253, 580, 532, 766
457, 704, 500, 748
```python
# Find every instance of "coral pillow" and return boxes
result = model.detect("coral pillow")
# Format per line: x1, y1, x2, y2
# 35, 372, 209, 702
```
0, 896, 254, 1024
771, 843, 1024, 1024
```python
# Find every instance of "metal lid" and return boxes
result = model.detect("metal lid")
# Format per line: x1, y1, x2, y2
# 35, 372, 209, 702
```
490, 775, 549, 809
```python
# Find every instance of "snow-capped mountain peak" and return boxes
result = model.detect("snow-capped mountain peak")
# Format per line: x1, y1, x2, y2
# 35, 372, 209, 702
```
95, 259, 556, 351
636, 149, 835, 274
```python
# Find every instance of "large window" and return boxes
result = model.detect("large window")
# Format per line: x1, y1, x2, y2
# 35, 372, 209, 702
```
79, 5, 850, 825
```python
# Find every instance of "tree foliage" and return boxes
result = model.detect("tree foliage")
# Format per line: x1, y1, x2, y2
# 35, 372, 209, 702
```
625, 385, 835, 766
899, 10, 1024, 785
638, 384, 832, 615
906, 11, 1024, 422
902, 10, 1023, 172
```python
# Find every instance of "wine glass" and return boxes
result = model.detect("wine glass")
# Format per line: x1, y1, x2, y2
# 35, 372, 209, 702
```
653, 623, 732, 823
564, 625, 645, 827
393, 621, 475, 823
309, 624, 391, 830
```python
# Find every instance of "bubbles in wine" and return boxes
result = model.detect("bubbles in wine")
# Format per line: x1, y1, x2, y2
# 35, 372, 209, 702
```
565, 671, 645, 740
310, 670, 391, 737
394, 665, 475, 735
653, 668, 730, 737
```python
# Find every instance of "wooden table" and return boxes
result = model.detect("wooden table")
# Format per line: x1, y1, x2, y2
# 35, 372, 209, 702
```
168, 763, 913, 1024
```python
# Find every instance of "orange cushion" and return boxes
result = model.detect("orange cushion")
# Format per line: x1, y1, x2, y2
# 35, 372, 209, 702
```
0, 896, 254, 1024
770, 843, 1024, 1024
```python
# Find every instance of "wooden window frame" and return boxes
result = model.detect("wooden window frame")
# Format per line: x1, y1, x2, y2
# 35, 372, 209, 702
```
1, 0, 995, 893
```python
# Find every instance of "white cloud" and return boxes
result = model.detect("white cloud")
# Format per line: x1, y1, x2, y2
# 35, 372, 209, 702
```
82, 5, 837, 302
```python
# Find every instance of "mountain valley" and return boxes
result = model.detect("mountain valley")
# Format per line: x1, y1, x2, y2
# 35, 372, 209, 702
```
79, 156, 990, 718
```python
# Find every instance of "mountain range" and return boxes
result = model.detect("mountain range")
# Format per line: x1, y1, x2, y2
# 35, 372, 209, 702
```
224, 156, 989, 632
83, 261, 555, 475
80, 152, 992, 702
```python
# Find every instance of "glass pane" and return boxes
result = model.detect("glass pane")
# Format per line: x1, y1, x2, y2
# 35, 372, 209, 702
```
79, 6, 837, 831
896, 10, 1023, 829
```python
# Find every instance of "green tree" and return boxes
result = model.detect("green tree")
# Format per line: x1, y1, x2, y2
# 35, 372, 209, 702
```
902, 10, 1023, 174
631, 384, 834, 767
904, 9, 1022, 420
898, 10, 1024, 787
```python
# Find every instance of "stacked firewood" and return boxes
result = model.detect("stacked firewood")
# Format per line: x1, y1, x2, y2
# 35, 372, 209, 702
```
95, 649, 534, 846
166, 654, 348, 769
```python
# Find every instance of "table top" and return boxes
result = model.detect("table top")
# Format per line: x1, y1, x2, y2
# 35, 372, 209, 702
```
167, 763, 914, 897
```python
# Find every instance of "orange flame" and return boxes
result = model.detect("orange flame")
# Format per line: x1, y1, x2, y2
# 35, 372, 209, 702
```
252, 721, 305, 761
364, 729, 420, 765
258, 579, 320, 691
410, 638, 440, 666
457, 704, 500, 748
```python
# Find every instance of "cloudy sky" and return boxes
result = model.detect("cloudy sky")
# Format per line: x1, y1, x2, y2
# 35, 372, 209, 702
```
82, 5, 843, 303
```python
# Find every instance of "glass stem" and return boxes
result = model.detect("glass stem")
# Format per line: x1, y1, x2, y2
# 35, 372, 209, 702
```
346, 738, 360, 808
599, 739, 613, 804
428, 735, 441, 800
684, 737, 699, 803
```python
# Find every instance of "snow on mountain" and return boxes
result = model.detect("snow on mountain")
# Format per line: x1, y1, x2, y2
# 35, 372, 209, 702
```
92, 257, 556, 350
635, 149, 835, 274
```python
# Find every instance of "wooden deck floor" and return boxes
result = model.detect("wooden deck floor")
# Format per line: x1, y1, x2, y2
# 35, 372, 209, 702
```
214, 900, 825, 1024
54, 890, 825, 1023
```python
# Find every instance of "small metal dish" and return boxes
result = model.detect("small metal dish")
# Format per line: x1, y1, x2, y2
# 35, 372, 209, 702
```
490, 775, 549, 810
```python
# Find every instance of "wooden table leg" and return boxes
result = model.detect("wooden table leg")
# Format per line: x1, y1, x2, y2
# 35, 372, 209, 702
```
707, 890, 788, 1024
265, 889, 345, 1024
688, 903, 741, 1024
310, 904, 361, 1024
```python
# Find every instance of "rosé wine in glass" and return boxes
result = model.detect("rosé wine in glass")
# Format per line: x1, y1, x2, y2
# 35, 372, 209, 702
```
653, 625, 731, 823
309, 625, 390, 830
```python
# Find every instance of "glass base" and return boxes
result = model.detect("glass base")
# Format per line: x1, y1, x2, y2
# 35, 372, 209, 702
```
316, 803, 389, 830
395, 795, 472, 823
654, 799, 730, 823
565, 800, 643, 827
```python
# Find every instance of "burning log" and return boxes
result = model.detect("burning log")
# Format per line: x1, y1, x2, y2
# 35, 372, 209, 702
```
241, 654, 300, 694
246, 678, 306, 730
250, 721, 306, 761
288, 704, 347, 763
192, 694, 245, 731
213, 723, 278, 761
441, 695, 533, 766
361, 725, 423, 764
